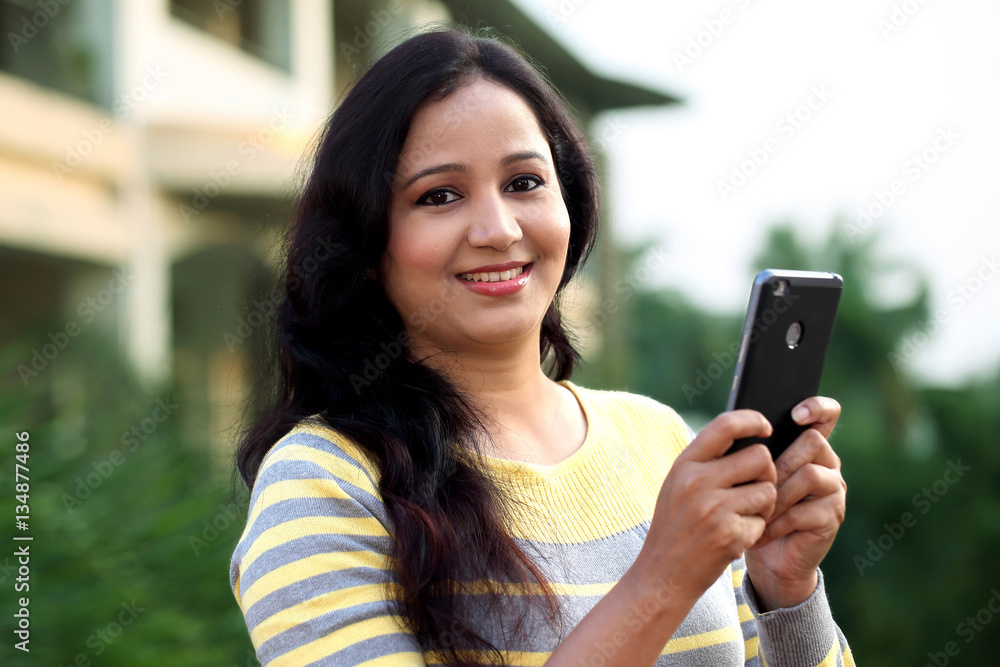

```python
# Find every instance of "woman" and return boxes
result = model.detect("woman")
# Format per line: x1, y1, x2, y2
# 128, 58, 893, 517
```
230, 29, 853, 667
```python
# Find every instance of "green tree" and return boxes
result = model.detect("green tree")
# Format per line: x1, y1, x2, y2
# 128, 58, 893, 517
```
579, 219, 1000, 665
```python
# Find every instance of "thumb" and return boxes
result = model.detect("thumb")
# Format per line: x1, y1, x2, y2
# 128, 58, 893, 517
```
682, 410, 773, 463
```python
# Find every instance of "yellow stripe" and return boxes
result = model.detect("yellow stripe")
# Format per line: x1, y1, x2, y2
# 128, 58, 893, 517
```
240, 516, 389, 576
245, 477, 357, 533
265, 616, 413, 666
744, 635, 759, 659
732, 566, 746, 589
250, 582, 401, 647
661, 625, 741, 655
353, 653, 427, 667
241, 550, 394, 610
842, 644, 856, 667
737, 602, 753, 623
816, 639, 839, 667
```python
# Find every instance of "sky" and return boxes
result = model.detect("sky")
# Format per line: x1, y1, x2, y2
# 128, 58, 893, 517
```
513, 0, 1000, 387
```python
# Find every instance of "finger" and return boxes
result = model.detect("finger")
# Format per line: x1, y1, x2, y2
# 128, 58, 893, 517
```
774, 428, 841, 486
791, 396, 841, 439
736, 514, 769, 552
683, 410, 772, 463
725, 480, 778, 520
769, 464, 845, 522
755, 492, 846, 547
711, 443, 776, 488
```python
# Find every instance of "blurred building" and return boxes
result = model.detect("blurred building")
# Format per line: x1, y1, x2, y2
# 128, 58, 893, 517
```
0, 0, 678, 441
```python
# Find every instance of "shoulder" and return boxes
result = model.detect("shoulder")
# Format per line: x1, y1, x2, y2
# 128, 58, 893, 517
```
563, 381, 694, 459
252, 417, 382, 501
243, 418, 389, 536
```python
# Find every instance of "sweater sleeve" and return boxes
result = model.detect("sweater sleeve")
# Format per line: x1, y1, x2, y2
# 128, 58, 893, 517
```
229, 426, 425, 666
734, 559, 855, 667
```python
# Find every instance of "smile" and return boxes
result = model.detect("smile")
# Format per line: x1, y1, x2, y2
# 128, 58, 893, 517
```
460, 266, 526, 283
456, 263, 532, 296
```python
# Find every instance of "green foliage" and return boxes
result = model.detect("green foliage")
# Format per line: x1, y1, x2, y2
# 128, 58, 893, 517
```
0, 338, 254, 666
578, 220, 1000, 665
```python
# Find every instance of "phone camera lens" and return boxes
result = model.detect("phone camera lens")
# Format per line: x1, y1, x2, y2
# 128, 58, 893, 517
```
786, 321, 803, 349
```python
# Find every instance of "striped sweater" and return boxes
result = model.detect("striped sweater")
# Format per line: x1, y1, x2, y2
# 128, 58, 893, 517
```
230, 381, 855, 666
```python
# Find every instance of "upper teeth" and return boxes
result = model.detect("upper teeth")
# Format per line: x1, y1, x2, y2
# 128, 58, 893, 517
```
462, 266, 525, 283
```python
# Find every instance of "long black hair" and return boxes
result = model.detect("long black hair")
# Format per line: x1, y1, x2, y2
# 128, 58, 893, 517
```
237, 28, 599, 664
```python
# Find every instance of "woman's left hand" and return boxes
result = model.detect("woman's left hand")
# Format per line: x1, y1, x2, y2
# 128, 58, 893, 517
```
745, 396, 847, 611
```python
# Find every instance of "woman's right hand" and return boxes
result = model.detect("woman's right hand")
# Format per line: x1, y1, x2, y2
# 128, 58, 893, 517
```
631, 410, 778, 606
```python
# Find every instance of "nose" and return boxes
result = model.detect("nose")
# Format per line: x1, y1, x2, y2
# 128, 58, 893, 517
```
466, 191, 523, 250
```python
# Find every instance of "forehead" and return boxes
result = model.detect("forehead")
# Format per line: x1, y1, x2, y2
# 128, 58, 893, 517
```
398, 78, 550, 170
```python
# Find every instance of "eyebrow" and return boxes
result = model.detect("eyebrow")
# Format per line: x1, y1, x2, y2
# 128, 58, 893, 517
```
401, 150, 550, 189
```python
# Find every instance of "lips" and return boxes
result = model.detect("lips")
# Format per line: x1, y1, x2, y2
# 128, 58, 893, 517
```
461, 265, 526, 283
456, 261, 532, 283
456, 262, 532, 296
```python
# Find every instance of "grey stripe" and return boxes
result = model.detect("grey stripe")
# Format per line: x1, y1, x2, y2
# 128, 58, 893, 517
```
244, 566, 394, 629
460, 566, 744, 657
303, 633, 422, 666
257, 600, 417, 664
238, 493, 386, 554
515, 522, 647, 586
240, 532, 394, 593
254, 432, 379, 498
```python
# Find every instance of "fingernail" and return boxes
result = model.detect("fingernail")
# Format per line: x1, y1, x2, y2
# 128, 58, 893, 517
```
792, 405, 810, 423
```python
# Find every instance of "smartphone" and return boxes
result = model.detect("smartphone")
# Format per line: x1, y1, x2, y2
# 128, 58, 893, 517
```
725, 269, 842, 458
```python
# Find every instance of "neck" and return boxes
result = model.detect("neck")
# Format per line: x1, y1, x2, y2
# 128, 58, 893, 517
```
409, 329, 571, 461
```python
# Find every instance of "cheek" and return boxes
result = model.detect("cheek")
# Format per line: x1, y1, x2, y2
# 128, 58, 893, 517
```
535, 202, 572, 266
382, 220, 460, 312
386, 225, 456, 279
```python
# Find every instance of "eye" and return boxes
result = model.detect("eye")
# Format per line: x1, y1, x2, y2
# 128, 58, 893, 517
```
417, 188, 461, 206
505, 175, 544, 193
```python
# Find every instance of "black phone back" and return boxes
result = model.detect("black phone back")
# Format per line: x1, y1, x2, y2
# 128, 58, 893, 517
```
726, 270, 842, 457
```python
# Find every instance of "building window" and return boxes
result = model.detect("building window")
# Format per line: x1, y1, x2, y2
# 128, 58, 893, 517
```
170, 0, 291, 71
0, 0, 113, 106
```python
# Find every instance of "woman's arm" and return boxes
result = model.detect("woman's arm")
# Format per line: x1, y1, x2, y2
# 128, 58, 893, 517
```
230, 429, 426, 666
544, 410, 778, 666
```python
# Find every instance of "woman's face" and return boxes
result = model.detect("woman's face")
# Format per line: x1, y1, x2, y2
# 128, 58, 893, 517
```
381, 77, 571, 357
